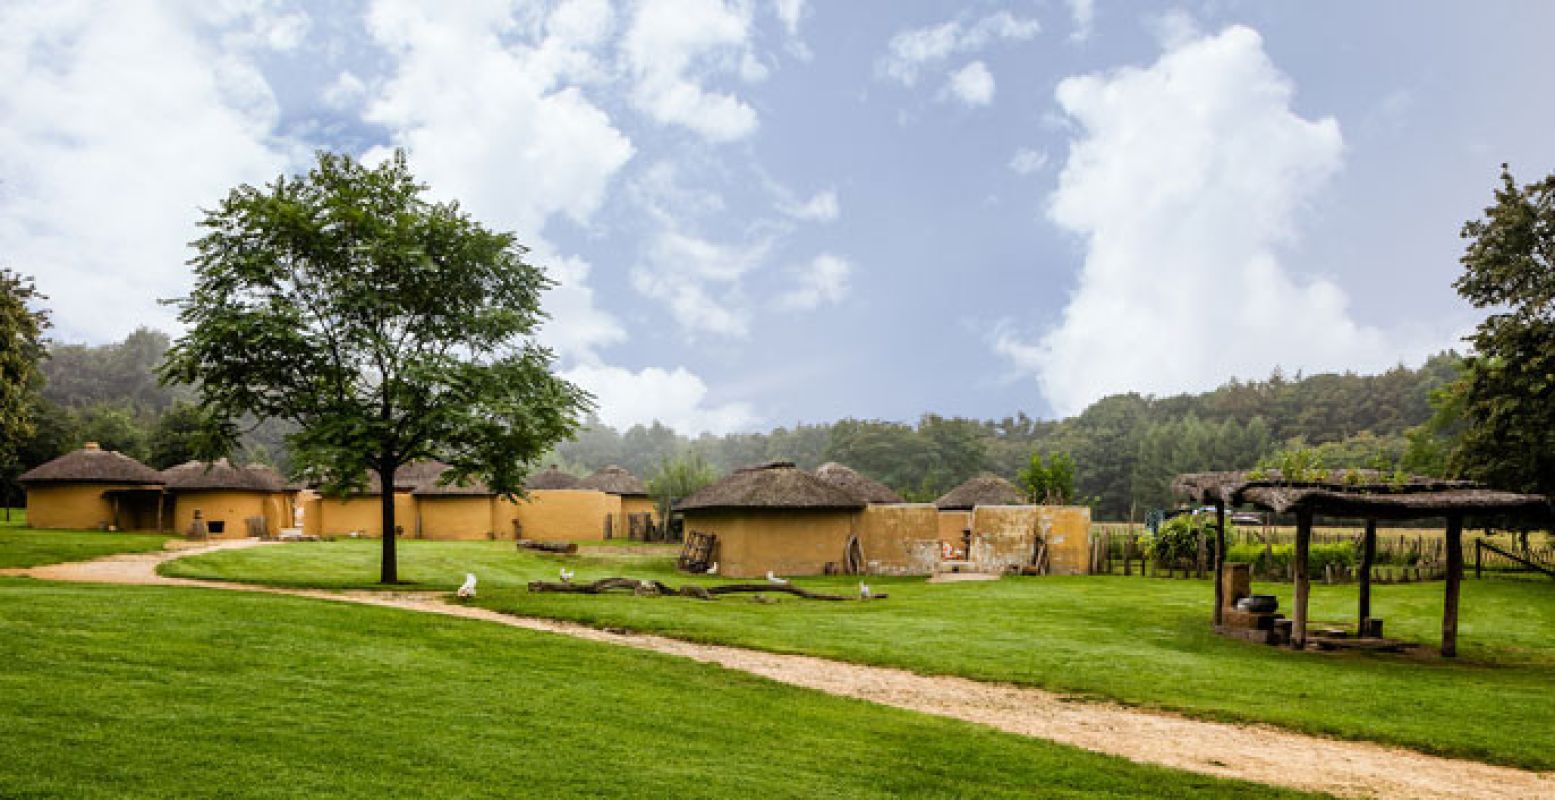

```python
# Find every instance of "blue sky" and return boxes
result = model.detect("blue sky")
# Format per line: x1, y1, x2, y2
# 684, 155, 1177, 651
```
4, 1, 1554, 433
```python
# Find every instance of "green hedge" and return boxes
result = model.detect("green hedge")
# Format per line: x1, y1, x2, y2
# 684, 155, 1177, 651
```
1226, 541, 1356, 574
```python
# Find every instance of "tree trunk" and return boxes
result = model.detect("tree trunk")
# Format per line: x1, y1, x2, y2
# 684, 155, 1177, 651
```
380, 461, 398, 585
1443, 515, 1463, 658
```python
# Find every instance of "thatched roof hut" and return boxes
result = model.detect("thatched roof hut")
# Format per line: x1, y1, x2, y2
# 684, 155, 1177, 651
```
578, 465, 649, 497
162, 459, 287, 492
934, 473, 1024, 510
813, 462, 904, 504
18, 443, 163, 485
677, 461, 865, 512
525, 465, 583, 491
1172, 470, 1552, 521
411, 465, 494, 496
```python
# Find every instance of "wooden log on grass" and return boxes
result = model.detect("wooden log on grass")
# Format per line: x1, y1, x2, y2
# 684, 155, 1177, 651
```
526, 576, 873, 601
517, 539, 578, 554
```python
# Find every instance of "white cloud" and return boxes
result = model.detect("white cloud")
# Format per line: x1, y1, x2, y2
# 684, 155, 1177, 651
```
999, 25, 1409, 416
1066, 0, 1095, 42
773, 0, 805, 35
621, 0, 760, 142
0, 1, 296, 343
363, 0, 634, 235
945, 61, 995, 106
878, 11, 1039, 86
321, 70, 367, 109
782, 189, 839, 221
778, 253, 851, 310
1008, 147, 1049, 175
631, 230, 767, 338
563, 363, 758, 434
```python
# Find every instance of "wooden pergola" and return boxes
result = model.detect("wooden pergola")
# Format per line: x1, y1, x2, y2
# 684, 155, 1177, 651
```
1173, 471, 1552, 656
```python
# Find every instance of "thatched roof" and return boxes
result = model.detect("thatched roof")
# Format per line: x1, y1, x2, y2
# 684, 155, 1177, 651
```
162, 459, 287, 492
18, 443, 163, 486
934, 473, 1026, 510
411, 465, 494, 497
677, 461, 866, 512
525, 465, 583, 491
1173, 470, 1552, 521
578, 465, 648, 496
814, 462, 904, 504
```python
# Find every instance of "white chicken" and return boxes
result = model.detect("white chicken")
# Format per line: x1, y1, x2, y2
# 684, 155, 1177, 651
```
765, 570, 789, 585
704, 561, 719, 575
859, 582, 873, 600
457, 573, 477, 599
559, 568, 575, 584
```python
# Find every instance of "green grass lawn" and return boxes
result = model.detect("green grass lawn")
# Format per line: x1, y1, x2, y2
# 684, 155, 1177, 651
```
0, 579, 1300, 799
0, 524, 171, 568
165, 539, 1555, 771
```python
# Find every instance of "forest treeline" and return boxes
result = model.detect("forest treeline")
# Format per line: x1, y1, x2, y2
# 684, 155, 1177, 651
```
8, 326, 1461, 520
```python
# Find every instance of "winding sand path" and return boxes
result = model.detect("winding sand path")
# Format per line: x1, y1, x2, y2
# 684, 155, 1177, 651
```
7, 540, 1554, 800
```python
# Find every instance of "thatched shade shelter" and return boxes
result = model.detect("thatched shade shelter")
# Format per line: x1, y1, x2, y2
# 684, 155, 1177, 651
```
1174, 470, 1553, 656
678, 462, 865, 578
19, 443, 166, 531
814, 462, 905, 505
162, 459, 292, 538
933, 473, 1024, 510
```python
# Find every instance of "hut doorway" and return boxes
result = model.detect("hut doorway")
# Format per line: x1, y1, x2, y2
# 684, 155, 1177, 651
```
102, 488, 169, 532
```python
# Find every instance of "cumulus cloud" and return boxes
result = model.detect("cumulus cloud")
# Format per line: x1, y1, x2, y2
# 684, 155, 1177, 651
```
782, 189, 839, 221
631, 229, 768, 338
1008, 147, 1049, 175
945, 61, 995, 106
878, 11, 1038, 86
621, 0, 761, 142
773, 0, 805, 35
0, 1, 297, 343
777, 253, 851, 310
998, 25, 1403, 416
563, 363, 758, 434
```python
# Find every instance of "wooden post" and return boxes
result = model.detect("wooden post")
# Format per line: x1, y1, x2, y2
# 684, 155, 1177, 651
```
1474, 538, 1482, 580
1443, 515, 1463, 658
1213, 501, 1226, 626
1195, 526, 1207, 579
1358, 519, 1376, 628
1293, 509, 1312, 650
1123, 536, 1132, 576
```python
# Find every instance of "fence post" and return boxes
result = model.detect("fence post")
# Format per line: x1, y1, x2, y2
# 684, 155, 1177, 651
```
1475, 538, 1482, 580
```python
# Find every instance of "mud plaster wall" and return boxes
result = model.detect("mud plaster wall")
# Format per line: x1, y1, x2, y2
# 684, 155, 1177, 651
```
857, 504, 941, 575
416, 496, 500, 540
507, 490, 619, 541
683, 509, 856, 578
968, 505, 1093, 574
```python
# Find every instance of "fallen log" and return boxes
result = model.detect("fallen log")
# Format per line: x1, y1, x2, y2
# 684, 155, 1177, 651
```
517, 539, 578, 554
525, 576, 881, 601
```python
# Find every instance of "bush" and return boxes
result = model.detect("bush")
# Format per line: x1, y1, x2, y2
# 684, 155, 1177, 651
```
1141, 513, 1235, 564
1226, 541, 1357, 574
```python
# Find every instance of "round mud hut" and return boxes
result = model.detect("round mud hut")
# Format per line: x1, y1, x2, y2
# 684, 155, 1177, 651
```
18, 443, 166, 531
580, 464, 659, 538
513, 465, 617, 542
162, 459, 291, 538
933, 473, 1027, 550
676, 461, 866, 578
412, 467, 502, 540
303, 460, 447, 538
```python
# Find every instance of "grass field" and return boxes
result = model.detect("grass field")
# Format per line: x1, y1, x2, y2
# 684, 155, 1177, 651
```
0, 578, 1301, 799
0, 524, 171, 568
164, 538, 1555, 770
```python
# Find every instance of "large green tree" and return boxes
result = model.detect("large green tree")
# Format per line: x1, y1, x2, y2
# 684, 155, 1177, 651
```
0, 269, 50, 515
1448, 165, 1555, 496
163, 151, 591, 582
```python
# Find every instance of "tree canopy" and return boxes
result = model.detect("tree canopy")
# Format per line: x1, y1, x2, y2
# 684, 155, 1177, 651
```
162, 150, 590, 582
1445, 164, 1555, 496
0, 269, 50, 511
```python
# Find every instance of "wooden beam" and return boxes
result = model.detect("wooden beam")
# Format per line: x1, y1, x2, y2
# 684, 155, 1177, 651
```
1213, 501, 1226, 626
1358, 518, 1376, 626
1443, 515, 1463, 657
1293, 509, 1312, 650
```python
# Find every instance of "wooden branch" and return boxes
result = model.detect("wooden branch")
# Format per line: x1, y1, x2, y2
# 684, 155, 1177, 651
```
525, 576, 881, 601
516, 539, 578, 554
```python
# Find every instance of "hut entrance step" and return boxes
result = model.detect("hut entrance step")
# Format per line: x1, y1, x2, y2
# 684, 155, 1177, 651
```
678, 531, 716, 573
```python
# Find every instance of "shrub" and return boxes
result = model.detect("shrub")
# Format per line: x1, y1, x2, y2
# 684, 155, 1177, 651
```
1226, 541, 1357, 574
1141, 513, 1234, 564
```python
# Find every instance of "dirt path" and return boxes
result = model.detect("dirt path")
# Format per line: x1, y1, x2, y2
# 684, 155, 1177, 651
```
8, 541, 1554, 800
